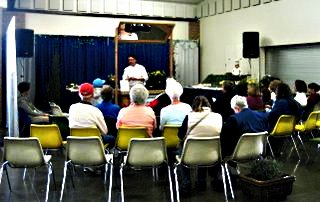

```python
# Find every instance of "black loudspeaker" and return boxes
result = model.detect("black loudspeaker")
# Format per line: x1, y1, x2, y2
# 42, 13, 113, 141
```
15, 29, 34, 57
242, 32, 259, 58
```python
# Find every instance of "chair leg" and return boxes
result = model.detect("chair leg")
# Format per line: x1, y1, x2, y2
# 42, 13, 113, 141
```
4, 166, 12, 192
224, 163, 235, 200
220, 164, 228, 201
108, 163, 113, 202
173, 165, 180, 202
23, 168, 27, 180
60, 161, 70, 201
297, 133, 309, 159
120, 164, 124, 202
46, 165, 51, 202
291, 136, 301, 160
167, 165, 174, 202
266, 137, 275, 159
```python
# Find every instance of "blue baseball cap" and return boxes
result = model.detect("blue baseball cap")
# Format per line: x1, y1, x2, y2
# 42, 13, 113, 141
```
93, 78, 106, 87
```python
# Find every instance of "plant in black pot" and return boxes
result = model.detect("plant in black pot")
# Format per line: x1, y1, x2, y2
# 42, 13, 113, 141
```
239, 159, 296, 202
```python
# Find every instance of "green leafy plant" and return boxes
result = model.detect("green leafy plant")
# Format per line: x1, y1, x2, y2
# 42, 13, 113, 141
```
250, 159, 282, 181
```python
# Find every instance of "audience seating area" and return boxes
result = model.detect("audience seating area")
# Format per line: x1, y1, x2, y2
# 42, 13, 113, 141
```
1, 114, 320, 201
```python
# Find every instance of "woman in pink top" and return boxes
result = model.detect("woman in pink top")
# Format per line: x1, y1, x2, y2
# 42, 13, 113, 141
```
116, 84, 156, 137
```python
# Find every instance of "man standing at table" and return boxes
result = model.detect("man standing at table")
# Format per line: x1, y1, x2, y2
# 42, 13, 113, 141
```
122, 54, 148, 89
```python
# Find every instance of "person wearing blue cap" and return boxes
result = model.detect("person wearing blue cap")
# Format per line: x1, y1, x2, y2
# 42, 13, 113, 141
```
92, 78, 106, 106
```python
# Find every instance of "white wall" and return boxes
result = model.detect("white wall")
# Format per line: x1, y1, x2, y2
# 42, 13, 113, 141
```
24, 13, 189, 40
200, 0, 320, 81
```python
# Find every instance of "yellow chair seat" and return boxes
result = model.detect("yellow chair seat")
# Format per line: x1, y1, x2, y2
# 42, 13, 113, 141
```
30, 124, 64, 149
162, 125, 180, 149
295, 124, 305, 132
116, 127, 148, 151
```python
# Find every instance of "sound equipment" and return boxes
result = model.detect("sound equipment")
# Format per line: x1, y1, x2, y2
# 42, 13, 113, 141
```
15, 29, 34, 57
242, 32, 259, 58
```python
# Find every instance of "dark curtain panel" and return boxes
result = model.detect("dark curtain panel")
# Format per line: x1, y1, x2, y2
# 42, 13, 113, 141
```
35, 35, 169, 112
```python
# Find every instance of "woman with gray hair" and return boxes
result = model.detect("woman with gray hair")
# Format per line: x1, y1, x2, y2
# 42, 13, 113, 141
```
159, 79, 191, 130
116, 84, 156, 137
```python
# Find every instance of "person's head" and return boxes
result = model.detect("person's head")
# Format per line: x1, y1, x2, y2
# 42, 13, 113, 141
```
192, 96, 211, 112
93, 78, 106, 88
234, 60, 240, 68
100, 85, 114, 102
276, 83, 292, 99
79, 82, 94, 101
128, 54, 137, 66
294, 80, 307, 93
130, 84, 149, 105
222, 81, 235, 94
307, 82, 320, 95
165, 78, 183, 101
18, 82, 30, 95
269, 80, 282, 92
247, 83, 260, 97
230, 95, 248, 113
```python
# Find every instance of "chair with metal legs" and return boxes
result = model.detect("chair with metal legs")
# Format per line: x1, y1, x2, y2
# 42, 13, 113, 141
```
0, 137, 56, 202
119, 137, 174, 202
60, 136, 113, 202
224, 131, 268, 199
173, 136, 228, 202
267, 115, 300, 160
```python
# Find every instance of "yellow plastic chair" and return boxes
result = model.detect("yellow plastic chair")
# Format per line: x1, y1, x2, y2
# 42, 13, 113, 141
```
30, 124, 66, 150
224, 131, 268, 199
70, 127, 101, 137
60, 136, 113, 202
0, 137, 56, 202
162, 125, 180, 149
120, 137, 174, 202
173, 137, 228, 202
115, 126, 148, 152
267, 115, 300, 159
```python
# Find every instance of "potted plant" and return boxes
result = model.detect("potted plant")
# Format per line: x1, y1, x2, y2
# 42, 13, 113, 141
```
239, 159, 296, 202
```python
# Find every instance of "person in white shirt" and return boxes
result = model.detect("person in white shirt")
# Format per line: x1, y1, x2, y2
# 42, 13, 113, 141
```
122, 54, 148, 89
69, 82, 114, 146
294, 79, 307, 107
232, 60, 242, 76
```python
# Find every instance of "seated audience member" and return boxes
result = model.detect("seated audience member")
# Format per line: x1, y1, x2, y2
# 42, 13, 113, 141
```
147, 78, 175, 116
92, 78, 106, 106
69, 82, 114, 146
220, 95, 268, 158
212, 80, 236, 122
17, 81, 49, 123
246, 83, 264, 111
116, 84, 156, 137
268, 79, 282, 105
159, 79, 191, 130
178, 96, 223, 193
294, 79, 308, 108
268, 83, 302, 131
302, 82, 320, 120
96, 86, 120, 137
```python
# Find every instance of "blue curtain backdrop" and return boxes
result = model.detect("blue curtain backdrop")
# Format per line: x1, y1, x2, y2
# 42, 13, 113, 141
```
34, 35, 170, 111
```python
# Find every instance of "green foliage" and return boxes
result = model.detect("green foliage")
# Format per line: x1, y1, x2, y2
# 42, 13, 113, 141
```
250, 159, 282, 181
146, 70, 166, 90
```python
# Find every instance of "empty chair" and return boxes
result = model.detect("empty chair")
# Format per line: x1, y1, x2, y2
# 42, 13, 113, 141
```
60, 136, 113, 202
224, 131, 268, 199
30, 124, 66, 151
161, 125, 180, 149
120, 137, 174, 202
0, 137, 56, 202
267, 115, 300, 159
173, 136, 228, 202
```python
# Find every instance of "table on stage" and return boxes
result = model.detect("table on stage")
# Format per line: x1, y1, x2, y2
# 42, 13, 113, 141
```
180, 87, 223, 107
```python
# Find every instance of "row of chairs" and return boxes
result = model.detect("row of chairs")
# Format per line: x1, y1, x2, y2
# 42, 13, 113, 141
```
0, 128, 270, 202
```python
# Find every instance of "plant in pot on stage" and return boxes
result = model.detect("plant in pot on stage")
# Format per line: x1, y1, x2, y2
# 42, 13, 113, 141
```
146, 70, 166, 90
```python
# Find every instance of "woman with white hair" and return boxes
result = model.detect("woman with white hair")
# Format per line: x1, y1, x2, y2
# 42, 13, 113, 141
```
116, 84, 156, 137
159, 79, 191, 130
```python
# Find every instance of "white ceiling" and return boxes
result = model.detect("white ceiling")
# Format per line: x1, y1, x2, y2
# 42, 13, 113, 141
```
144, 0, 203, 4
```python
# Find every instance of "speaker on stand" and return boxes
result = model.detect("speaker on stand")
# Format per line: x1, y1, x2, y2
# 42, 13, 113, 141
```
15, 29, 34, 81
242, 32, 259, 74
